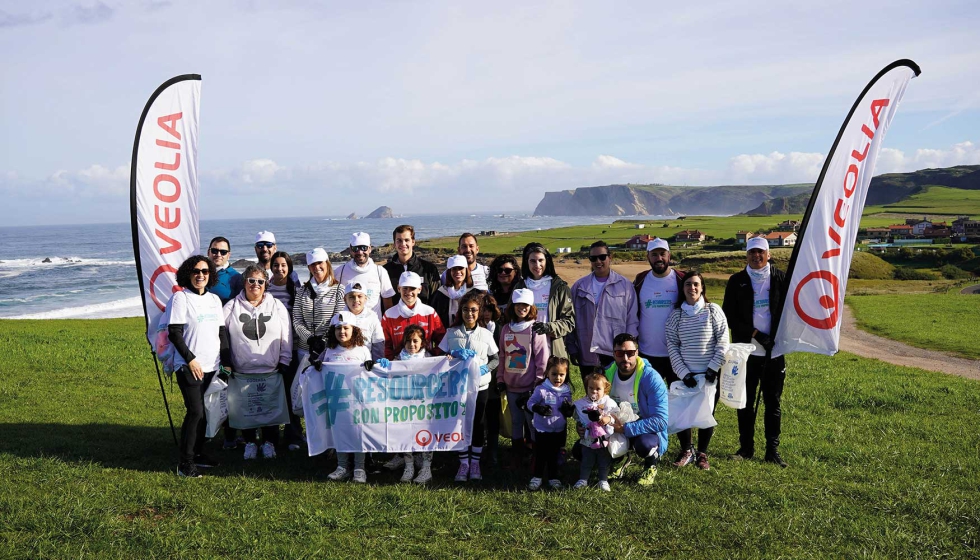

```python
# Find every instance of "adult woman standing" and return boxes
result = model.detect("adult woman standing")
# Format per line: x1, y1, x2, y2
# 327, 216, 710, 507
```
168, 255, 226, 478
293, 248, 345, 368
431, 255, 478, 328
488, 254, 521, 323
514, 243, 575, 359
266, 250, 304, 450
222, 264, 293, 460
664, 271, 729, 471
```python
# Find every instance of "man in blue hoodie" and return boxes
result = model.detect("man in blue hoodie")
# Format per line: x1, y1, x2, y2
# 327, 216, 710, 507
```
605, 333, 669, 485
207, 236, 243, 305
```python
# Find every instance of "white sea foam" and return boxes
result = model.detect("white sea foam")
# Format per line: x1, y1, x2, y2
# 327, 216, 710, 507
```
5, 296, 145, 320
0, 257, 135, 279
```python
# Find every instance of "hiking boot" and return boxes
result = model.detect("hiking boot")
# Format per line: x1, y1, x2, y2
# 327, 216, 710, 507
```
414, 462, 433, 484
547, 479, 563, 490
260, 442, 277, 459
527, 477, 543, 491
400, 461, 416, 483
573, 479, 588, 490
384, 455, 406, 471
177, 462, 202, 478
469, 461, 483, 481
695, 452, 710, 471
673, 448, 695, 468
729, 448, 754, 461
194, 452, 220, 468
243, 442, 258, 460
598, 480, 611, 492
352, 469, 367, 483
455, 460, 470, 482
638, 465, 658, 486
328, 466, 350, 481
764, 449, 788, 468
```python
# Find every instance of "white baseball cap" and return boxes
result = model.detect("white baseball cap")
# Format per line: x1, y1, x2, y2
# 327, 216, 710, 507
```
332, 312, 356, 327
646, 238, 669, 252
746, 237, 770, 252
447, 255, 468, 270
350, 232, 371, 247
399, 271, 422, 289
255, 231, 276, 244
345, 281, 367, 295
306, 247, 328, 264
512, 288, 534, 306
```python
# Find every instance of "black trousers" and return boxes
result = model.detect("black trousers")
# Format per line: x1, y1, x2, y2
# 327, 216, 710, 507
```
737, 355, 786, 452
280, 358, 303, 443
175, 367, 216, 464
641, 354, 675, 383
533, 431, 565, 480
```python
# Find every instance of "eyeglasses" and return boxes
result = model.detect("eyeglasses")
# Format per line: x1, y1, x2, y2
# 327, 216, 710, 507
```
209, 248, 229, 256
255, 242, 275, 249
351, 245, 370, 253
498, 268, 515, 275
613, 349, 637, 358
192, 267, 210, 276
246, 277, 266, 286
588, 254, 609, 262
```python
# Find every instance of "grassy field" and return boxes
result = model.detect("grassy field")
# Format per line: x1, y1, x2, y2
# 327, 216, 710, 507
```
1, 318, 979, 558
863, 186, 980, 217
847, 291, 980, 360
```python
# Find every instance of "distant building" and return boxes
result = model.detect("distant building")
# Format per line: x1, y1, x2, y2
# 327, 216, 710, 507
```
625, 234, 653, 250
863, 227, 891, 242
636, 224, 645, 229
910, 220, 933, 237
888, 224, 913, 239
764, 231, 797, 247
736, 230, 754, 245
924, 225, 951, 239
479, 230, 498, 237
675, 230, 705, 243
776, 220, 800, 232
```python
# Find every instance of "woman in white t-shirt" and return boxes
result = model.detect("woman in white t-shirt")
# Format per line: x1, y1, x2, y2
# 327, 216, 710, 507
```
168, 255, 227, 479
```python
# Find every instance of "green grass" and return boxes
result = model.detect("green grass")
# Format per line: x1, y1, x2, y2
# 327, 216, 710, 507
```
1, 318, 979, 558
863, 186, 980, 217
847, 291, 980, 360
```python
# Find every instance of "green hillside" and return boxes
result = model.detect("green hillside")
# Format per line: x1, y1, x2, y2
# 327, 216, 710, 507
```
863, 185, 980, 217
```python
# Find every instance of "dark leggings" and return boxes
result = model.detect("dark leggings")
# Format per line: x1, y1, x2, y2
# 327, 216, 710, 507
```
242, 426, 280, 445
175, 367, 216, 464
533, 431, 565, 480
471, 389, 489, 448
280, 358, 304, 443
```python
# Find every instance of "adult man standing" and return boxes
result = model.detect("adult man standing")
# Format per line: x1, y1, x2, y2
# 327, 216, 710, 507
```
457, 233, 490, 291
605, 333, 669, 485
566, 241, 638, 374
634, 238, 685, 381
207, 236, 243, 305
383, 225, 440, 305
722, 237, 789, 467
335, 232, 396, 319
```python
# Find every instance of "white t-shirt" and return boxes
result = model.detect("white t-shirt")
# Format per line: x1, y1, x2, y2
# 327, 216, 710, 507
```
322, 345, 372, 363
470, 263, 489, 291
168, 290, 224, 372
335, 260, 395, 319
610, 370, 637, 409
638, 270, 680, 357
751, 274, 772, 357
341, 307, 385, 352
590, 275, 608, 303
524, 276, 552, 323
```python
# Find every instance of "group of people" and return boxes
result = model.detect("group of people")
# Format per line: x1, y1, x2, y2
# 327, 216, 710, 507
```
167, 224, 790, 490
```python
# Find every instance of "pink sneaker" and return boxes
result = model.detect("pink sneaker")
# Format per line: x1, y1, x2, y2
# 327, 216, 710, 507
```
469, 461, 482, 481
455, 460, 470, 482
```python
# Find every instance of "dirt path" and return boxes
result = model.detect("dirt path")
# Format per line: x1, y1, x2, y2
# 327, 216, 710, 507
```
960, 284, 980, 295
552, 261, 980, 381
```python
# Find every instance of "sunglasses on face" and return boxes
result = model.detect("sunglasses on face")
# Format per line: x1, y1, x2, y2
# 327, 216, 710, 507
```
209, 248, 230, 256
351, 245, 370, 253
588, 254, 609, 262
246, 277, 266, 286
498, 268, 515, 275
255, 242, 275, 249
192, 268, 210, 276
613, 349, 637, 358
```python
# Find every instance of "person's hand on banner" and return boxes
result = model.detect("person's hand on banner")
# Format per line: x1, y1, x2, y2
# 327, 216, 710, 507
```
705, 369, 719, 384
310, 356, 323, 371
188, 359, 204, 381
531, 403, 553, 416
308, 335, 327, 357
682, 373, 698, 388
450, 348, 476, 361
377, 358, 391, 369
363, 360, 376, 372
479, 364, 489, 376
531, 322, 548, 335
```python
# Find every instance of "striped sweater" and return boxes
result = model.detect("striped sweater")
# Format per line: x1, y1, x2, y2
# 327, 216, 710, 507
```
665, 302, 729, 377
292, 282, 346, 352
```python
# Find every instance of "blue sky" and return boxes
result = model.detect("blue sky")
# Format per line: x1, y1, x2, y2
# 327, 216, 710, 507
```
1, 0, 979, 225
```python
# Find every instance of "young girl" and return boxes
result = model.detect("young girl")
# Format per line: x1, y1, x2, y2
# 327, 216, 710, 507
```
495, 288, 550, 468
323, 313, 380, 484
437, 290, 499, 482
341, 281, 386, 360
525, 357, 574, 490
392, 325, 435, 484
574, 373, 620, 491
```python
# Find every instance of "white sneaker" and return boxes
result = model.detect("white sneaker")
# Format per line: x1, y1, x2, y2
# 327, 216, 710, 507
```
243, 442, 258, 460
548, 479, 563, 490
384, 455, 405, 470
598, 480, 611, 492
400, 461, 416, 483
260, 442, 276, 459
414, 463, 432, 484
455, 460, 470, 482
528, 477, 543, 491
573, 479, 588, 489
353, 469, 367, 484
328, 466, 350, 481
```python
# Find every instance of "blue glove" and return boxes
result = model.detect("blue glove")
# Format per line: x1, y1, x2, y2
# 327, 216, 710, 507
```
450, 348, 476, 361
480, 364, 489, 376
377, 358, 391, 369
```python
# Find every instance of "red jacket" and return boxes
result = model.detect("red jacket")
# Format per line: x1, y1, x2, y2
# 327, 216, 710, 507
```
381, 302, 446, 359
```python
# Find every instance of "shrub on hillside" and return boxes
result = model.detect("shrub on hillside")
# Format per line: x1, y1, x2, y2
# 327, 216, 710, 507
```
848, 252, 896, 280
893, 267, 936, 280
939, 264, 971, 280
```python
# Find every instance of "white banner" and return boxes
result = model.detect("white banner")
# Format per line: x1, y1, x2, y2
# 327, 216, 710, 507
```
302, 357, 481, 455
774, 61, 919, 357
130, 75, 202, 346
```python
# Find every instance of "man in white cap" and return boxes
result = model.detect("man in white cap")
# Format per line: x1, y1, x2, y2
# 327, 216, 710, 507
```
722, 236, 789, 467
633, 238, 685, 382
381, 271, 446, 359
335, 232, 396, 319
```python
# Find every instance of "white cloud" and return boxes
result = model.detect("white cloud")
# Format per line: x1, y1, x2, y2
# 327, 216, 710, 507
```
727, 151, 826, 184
876, 141, 980, 173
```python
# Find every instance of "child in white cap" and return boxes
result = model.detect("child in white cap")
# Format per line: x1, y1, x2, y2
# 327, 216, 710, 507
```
337, 280, 386, 360
381, 271, 446, 359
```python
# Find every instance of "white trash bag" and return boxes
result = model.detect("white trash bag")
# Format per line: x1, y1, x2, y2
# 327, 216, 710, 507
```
667, 375, 717, 434
719, 343, 756, 410
227, 371, 290, 430
608, 402, 640, 459
292, 354, 311, 416
204, 376, 228, 438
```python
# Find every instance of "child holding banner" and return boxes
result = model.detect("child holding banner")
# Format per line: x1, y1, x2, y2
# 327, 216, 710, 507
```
438, 291, 499, 482
393, 324, 435, 484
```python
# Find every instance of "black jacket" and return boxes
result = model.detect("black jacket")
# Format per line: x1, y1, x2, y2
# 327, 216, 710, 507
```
383, 253, 441, 306
722, 267, 788, 344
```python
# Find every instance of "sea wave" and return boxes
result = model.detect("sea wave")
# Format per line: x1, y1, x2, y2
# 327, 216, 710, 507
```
5, 296, 145, 320
0, 257, 135, 279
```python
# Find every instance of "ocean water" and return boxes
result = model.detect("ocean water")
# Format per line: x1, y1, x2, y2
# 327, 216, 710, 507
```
0, 214, 619, 319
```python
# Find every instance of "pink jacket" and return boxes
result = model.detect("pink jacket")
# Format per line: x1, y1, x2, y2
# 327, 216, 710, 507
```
497, 323, 550, 393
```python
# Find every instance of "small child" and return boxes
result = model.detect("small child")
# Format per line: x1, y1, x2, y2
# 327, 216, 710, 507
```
392, 325, 434, 484
340, 281, 386, 360
323, 313, 386, 484
526, 356, 574, 490
574, 373, 620, 491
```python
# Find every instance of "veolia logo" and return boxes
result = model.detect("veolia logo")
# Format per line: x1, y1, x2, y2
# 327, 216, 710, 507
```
415, 430, 432, 446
